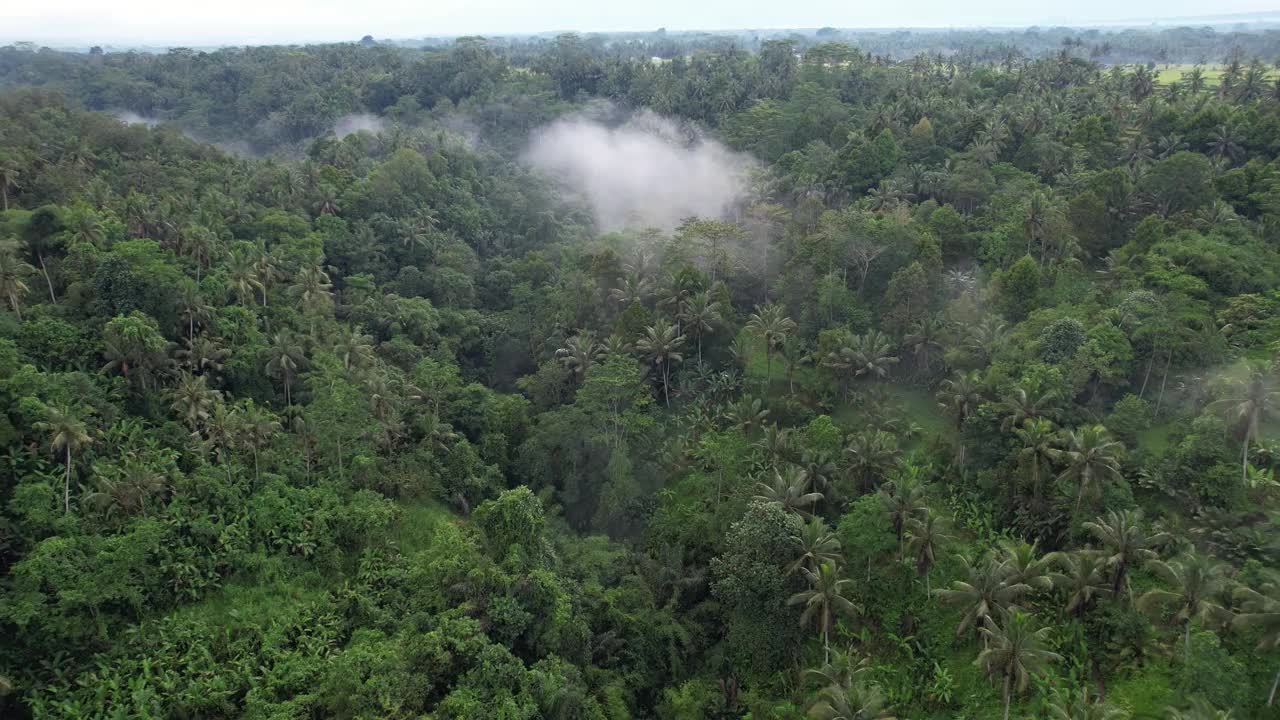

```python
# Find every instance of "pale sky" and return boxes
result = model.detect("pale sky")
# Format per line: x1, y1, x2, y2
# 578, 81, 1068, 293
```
3, 0, 1279, 47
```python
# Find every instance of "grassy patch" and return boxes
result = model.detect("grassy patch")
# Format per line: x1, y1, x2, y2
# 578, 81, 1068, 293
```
1149, 63, 1279, 87
1137, 420, 1177, 456
1108, 664, 1178, 720
391, 499, 452, 554
833, 382, 954, 449
169, 577, 329, 629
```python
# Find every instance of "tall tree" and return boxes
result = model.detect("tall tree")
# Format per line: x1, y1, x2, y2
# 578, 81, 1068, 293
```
1233, 570, 1280, 706
975, 612, 1062, 720
790, 517, 842, 577
936, 553, 1031, 638
680, 290, 722, 364
905, 509, 952, 595
1047, 551, 1111, 618
755, 467, 823, 519
746, 303, 796, 388
790, 560, 860, 665
1137, 552, 1230, 664
1015, 418, 1058, 503
0, 242, 33, 321
1083, 509, 1168, 600
265, 331, 307, 407
555, 331, 604, 381
635, 318, 685, 408
1052, 425, 1125, 512
1210, 364, 1278, 485
35, 404, 92, 514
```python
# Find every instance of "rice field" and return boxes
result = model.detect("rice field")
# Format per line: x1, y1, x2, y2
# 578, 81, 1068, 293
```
1150, 63, 1279, 87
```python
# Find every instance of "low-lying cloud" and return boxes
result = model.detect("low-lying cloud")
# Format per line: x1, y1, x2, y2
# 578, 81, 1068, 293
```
113, 110, 161, 127
333, 113, 386, 138
523, 109, 757, 230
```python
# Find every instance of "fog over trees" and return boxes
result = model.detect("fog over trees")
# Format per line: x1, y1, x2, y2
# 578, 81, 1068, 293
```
1, 22, 1280, 719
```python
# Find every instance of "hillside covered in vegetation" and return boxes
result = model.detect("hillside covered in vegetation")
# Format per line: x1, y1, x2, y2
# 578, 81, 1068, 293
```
1, 30, 1280, 719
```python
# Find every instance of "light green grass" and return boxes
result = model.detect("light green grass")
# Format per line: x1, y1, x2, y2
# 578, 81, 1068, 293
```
1137, 421, 1177, 455
391, 500, 452, 554
1149, 63, 1278, 87
169, 577, 329, 629
833, 382, 954, 450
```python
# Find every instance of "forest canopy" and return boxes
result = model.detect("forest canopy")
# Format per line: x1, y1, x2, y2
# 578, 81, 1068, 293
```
1, 24, 1280, 720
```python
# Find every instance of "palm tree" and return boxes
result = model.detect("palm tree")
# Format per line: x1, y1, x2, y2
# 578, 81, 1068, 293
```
807, 681, 895, 720
903, 315, 946, 376
964, 317, 1008, 365
843, 429, 902, 494
1052, 425, 1125, 512
1232, 570, 1280, 706
1083, 509, 1169, 599
609, 273, 650, 308
729, 397, 771, 437
754, 467, 823, 519
848, 330, 899, 382
1047, 550, 1111, 618
905, 510, 952, 595
176, 334, 229, 376
1183, 65, 1207, 95
680, 290, 721, 364
1207, 125, 1241, 164
997, 539, 1053, 592
746, 303, 796, 387
83, 457, 168, 520
1044, 687, 1126, 719
181, 225, 218, 281
803, 646, 872, 694
1210, 364, 1278, 485
1015, 418, 1058, 502
790, 560, 860, 665
312, 184, 341, 216
599, 333, 632, 360
800, 448, 840, 512
331, 327, 375, 371
226, 248, 264, 307
265, 332, 306, 407
250, 243, 281, 307
937, 370, 982, 466
935, 554, 1031, 638
0, 243, 33, 321
779, 335, 807, 396
0, 152, 18, 211
237, 402, 281, 485
291, 264, 334, 323
1137, 552, 1230, 664
176, 279, 213, 341
1165, 697, 1234, 719
168, 372, 220, 431
635, 318, 685, 408
35, 404, 92, 514
790, 517, 842, 576
556, 331, 603, 380
975, 612, 1063, 720
998, 385, 1058, 432
1023, 191, 1052, 260
879, 475, 927, 556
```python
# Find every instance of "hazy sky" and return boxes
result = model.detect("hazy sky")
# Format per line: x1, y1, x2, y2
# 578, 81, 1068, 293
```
3, 0, 1278, 46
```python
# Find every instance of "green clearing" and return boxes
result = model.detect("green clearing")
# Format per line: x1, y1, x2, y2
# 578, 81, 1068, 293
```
1150, 63, 1279, 86
390, 499, 452, 554
1137, 420, 1177, 455
738, 331, 952, 447
832, 382, 954, 450
167, 576, 330, 629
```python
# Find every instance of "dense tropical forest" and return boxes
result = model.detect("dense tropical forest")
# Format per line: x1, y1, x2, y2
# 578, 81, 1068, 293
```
1, 26, 1280, 720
